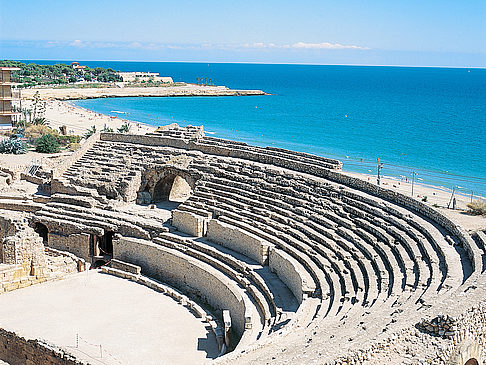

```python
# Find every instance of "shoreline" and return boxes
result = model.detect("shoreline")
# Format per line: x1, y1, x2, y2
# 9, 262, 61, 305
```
21, 84, 268, 101
9, 99, 486, 231
38, 101, 486, 205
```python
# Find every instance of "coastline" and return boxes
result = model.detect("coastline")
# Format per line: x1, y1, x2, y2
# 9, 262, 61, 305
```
16, 99, 483, 230
20, 84, 268, 101
6, 95, 486, 227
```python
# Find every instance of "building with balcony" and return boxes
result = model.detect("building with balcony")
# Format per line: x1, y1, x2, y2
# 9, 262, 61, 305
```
0, 67, 21, 127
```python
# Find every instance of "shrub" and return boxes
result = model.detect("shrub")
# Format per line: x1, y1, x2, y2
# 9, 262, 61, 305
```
0, 139, 27, 154
467, 200, 486, 216
57, 135, 81, 146
36, 134, 60, 153
68, 142, 81, 151
25, 125, 58, 139
422, 196, 428, 202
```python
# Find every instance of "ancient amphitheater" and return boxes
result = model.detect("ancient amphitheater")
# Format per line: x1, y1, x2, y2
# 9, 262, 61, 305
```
1, 124, 485, 364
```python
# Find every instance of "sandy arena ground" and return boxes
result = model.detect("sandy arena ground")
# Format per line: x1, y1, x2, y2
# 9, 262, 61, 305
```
0, 271, 219, 365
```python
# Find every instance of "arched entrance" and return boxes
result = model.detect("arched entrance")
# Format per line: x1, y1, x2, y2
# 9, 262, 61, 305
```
153, 174, 192, 203
138, 168, 194, 205
89, 231, 114, 260
153, 174, 177, 202
465, 359, 479, 365
34, 222, 48, 244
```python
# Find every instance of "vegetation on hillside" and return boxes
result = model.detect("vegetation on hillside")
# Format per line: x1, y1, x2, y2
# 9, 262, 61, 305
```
467, 200, 486, 216
0, 60, 122, 88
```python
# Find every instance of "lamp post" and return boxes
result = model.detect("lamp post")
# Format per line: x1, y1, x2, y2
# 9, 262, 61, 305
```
411, 171, 417, 197
377, 158, 383, 186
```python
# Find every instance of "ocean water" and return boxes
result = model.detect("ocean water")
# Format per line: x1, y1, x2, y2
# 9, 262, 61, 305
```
30, 61, 486, 195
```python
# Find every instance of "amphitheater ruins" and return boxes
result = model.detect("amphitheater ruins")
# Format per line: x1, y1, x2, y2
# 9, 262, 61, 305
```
1, 124, 485, 364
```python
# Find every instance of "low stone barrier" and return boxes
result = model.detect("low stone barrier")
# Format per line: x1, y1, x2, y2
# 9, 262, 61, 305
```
114, 236, 251, 337
0, 328, 85, 365
268, 248, 316, 304
207, 218, 270, 265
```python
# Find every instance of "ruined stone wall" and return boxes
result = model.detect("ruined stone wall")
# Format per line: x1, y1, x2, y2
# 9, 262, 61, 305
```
0, 215, 45, 274
172, 210, 208, 237
0, 328, 84, 365
48, 232, 91, 261
114, 236, 248, 336
100, 133, 342, 171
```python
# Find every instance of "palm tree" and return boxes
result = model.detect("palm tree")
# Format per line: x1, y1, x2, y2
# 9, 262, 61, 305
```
83, 125, 97, 139
33, 117, 49, 126
196, 77, 199, 85
117, 123, 131, 133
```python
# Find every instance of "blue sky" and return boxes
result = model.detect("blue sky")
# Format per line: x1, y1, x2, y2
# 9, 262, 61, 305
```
1, 0, 485, 66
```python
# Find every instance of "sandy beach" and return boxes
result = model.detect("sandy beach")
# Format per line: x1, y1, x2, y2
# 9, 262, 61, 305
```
21, 84, 267, 101
343, 170, 486, 231
24, 99, 156, 136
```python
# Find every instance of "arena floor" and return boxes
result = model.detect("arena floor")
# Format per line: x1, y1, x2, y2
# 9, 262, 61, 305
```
0, 270, 219, 365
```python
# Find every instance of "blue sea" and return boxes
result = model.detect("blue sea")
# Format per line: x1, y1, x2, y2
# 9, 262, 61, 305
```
30, 61, 486, 195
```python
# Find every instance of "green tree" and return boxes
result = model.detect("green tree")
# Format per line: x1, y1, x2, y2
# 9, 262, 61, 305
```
35, 134, 60, 153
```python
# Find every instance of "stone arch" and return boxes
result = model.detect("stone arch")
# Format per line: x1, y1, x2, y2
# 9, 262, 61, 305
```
34, 222, 49, 245
138, 167, 196, 204
464, 359, 479, 365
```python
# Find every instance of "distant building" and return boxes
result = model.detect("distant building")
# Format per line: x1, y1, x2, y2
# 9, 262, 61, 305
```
0, 67, 21, 127
117, 72, 173, 83
71, 62, 87, 72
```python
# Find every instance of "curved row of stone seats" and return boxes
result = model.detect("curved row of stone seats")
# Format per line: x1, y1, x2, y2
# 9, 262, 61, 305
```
0, 198, 43, 213
113, 236, 262, 351
176, 192, 460, 346
34, 200, 169, 241
339, 193, 456, 299
199, 136, 342, 171
188, 185, 386, 321
201, 157, 469, 291
154, 232, 307, 329
153, 235, 274, 330
186, 161, 404, 300
149, 232, 316, 343
184, 132, 482, 281
173, 158, 472, 331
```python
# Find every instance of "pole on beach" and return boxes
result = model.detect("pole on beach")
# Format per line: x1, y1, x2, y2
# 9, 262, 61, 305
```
447, 186, 456, 209
377, 158, 383, 186
411, 171, 417, 197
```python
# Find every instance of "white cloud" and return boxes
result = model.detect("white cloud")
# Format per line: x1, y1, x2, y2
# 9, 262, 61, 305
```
70, 39, 86, 48
210, 41, 370, 51
45, 40, 370, 51
289, 42, 370, 50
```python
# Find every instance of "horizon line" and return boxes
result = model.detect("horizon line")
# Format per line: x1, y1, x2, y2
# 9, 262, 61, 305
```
9, 58, 486, 70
